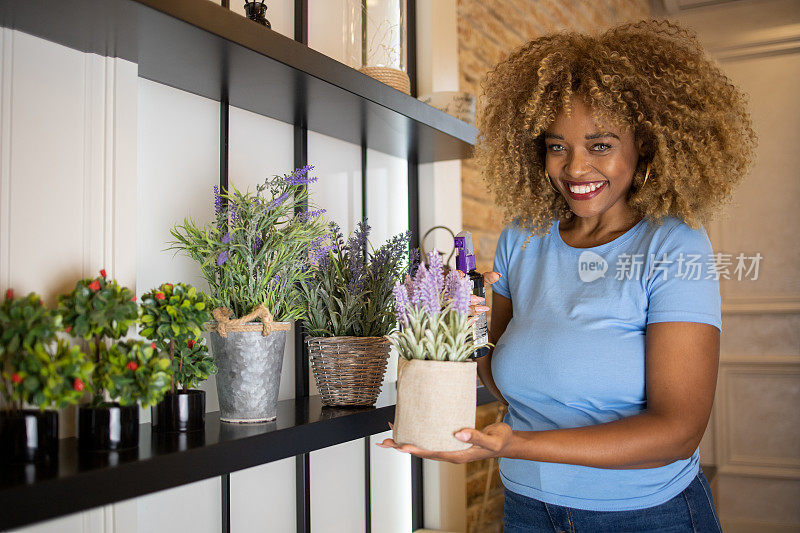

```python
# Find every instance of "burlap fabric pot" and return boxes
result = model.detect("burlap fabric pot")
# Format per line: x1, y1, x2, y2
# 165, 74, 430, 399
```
393, 357, 476, 452
306, 336, 391, 407
206, 305, 290, 423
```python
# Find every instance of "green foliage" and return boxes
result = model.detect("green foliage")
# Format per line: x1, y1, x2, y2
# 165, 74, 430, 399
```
169, 171, 330, 322
301, 221, 412, 337
389, 304, 483, 362
0, 291, 93, 410
99, 340, 171, 407
171, 338, 217, 390
139, 283, 216, 390
0, 292, 61, 357
57, 274, 138, 341
3, 340, 94, 410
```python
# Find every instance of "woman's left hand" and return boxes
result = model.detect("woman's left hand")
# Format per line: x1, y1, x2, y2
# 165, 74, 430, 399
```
376, 422, 514, 464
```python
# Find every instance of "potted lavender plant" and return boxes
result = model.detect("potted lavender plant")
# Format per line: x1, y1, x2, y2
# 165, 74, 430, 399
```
301, 220, 412, 406
0, 290, 93, 463
170, 166, 329, 423
389, 250, 489, 451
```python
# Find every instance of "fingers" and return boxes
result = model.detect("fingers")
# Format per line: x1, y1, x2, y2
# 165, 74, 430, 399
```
454, 428, 499, 452
483, 271, 501, 285
469, 294, 485, 304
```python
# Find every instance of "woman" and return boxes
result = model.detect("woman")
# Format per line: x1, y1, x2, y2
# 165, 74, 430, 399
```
379, 19, 756, 532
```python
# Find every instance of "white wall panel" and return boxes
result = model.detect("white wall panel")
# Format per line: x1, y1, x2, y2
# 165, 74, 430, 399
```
136, 478, 222, 533
310, 438, 366, 533
369, 430, 412, 533
230, 457, 297, 533
136, 77, 221, 421
366, 149, 408, 386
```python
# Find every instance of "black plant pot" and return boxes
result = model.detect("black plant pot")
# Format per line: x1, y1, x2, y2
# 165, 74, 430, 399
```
0, 410, 59, 463
244, 1, 271, 28
78, 403, 139, 451
151, 390, 206, 433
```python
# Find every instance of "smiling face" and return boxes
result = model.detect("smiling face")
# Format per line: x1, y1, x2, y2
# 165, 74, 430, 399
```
544, 97, 644, 223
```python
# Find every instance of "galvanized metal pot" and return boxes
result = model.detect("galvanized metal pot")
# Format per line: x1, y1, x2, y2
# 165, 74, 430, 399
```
207, 326, 288, 423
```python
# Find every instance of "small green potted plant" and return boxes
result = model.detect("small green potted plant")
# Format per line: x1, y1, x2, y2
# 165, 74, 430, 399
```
58, 270, 172, 451
0, 290, 93, 463
170, 166, 329, 423
389, 250, 489, 452
301, 219, 412, 406
140, 282, 215, 432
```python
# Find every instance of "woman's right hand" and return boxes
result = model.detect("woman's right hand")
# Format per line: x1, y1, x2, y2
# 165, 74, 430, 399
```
464, 271, 501, 320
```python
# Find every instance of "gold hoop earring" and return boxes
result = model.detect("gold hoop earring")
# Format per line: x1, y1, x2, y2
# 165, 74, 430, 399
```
544, 170, 559, 194
642, 162, 651, 188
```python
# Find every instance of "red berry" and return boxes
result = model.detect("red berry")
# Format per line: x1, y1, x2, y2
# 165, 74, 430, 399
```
65, 326, 72, 333
5, 289, 13, 300
88, 280, 101, 291
73, 378, 85, 391
155, 292, 166, 300
150, 342, 157, 350
100, 269, 107, 278
187, 339, 196, 349
131, 295, 137, 302
126, 361, 138, 371
11, 373, 22, 385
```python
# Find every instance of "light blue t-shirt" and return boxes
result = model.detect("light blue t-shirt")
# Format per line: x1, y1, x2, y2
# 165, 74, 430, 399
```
491, 215, 721, 511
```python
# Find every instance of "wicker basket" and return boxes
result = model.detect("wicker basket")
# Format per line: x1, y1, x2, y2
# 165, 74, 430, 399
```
357, 66, 411, 95
306, 336, 392, 406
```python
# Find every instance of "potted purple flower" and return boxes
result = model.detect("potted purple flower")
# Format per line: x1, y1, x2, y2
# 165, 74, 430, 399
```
169, 166, 329, 423
300, 219, 412, 406
389, 250, 489, 451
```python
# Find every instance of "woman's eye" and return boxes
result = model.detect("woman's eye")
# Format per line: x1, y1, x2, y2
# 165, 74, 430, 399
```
547, 144, 564, 152
592, 143, 612, 151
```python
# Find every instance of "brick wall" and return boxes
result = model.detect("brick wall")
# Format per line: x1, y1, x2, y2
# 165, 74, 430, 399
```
457, 2, 651, 531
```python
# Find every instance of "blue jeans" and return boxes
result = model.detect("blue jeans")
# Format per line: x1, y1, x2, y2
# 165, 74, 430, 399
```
502, 470, 723, 532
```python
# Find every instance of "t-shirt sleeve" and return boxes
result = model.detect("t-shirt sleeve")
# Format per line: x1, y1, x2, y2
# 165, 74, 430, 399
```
645, 222, 722, 330
491, 227, 512, 299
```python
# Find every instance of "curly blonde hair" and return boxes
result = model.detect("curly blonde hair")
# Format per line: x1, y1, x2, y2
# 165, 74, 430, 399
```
475, 18, 757, 237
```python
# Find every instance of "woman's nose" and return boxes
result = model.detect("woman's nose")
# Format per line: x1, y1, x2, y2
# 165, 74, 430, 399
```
565, 152, 592, 179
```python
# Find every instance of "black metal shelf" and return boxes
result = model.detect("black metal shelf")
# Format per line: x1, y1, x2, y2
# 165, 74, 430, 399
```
0, 0, 477, 163
0, 387, 498, 531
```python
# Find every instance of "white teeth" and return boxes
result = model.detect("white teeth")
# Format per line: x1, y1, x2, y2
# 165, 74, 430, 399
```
568, 181, 605, 194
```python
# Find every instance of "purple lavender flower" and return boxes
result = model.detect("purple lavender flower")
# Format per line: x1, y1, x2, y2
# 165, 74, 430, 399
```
285, 165, 318, 186
221, 232, 232, 244
269, 272, 281, 289
297, 208, 326, 222
450, 275, 471, 316
229, 200, 241, 225
216, 250, 230, 266
393, 282, 411, 322
418, 267, 442, 315
408, 263, 428, 307
267, 191, 291, 210
427, 249, 445, 294
213, 185, 223, 215
253, 236, 263, 253
444, 270, 461, 300
309, 234, 335, 267
369, 230, 411, 280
